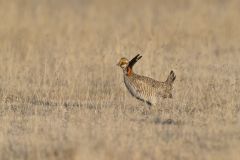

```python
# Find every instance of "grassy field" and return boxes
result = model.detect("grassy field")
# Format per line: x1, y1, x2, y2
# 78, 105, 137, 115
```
0, 0, 240, 159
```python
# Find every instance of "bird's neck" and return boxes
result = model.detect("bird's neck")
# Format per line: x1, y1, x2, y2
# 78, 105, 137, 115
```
124, 67, 133, 76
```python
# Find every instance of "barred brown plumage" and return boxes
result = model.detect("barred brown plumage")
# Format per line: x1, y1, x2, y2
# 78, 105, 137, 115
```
117, 54, 176, 106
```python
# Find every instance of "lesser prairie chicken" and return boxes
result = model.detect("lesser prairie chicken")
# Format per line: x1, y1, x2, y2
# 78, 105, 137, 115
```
117, 54, 176, 106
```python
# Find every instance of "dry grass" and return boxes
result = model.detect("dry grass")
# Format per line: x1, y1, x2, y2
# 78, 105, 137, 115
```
0, 0, 240, 159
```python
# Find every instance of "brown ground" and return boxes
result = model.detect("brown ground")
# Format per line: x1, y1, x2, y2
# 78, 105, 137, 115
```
0, 0, 240, 160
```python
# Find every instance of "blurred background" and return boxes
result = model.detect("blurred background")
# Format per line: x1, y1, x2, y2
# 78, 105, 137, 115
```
0, 0, 239, 92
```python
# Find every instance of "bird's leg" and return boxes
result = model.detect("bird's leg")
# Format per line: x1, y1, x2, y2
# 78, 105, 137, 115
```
140, 101, 151, 115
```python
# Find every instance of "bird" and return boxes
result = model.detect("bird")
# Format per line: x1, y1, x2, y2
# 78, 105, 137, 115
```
117, 54, 176, 106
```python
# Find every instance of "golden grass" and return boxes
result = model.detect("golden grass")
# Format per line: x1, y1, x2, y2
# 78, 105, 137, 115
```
0, 0, 240, 159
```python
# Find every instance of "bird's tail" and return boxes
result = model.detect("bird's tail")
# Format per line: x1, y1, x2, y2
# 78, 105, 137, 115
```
165, 70, 176, 85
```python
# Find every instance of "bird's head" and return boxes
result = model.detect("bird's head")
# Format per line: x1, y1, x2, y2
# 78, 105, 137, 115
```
117, 57, 129, 69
